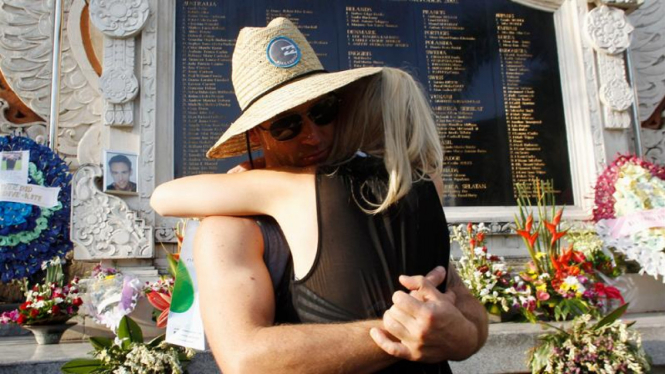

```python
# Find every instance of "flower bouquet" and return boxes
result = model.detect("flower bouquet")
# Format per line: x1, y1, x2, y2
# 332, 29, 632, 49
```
528, 304, 651, 373
78, 264, 142, 331
0, 257, 82, 326
514, 180, 623, 322
593, 154, 665, 281
452, 223, 528, 319
61, 315, 195, 374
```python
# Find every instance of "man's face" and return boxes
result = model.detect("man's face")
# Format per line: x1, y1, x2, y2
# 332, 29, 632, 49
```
255, 97, 336, 168
110, 162, 131, 189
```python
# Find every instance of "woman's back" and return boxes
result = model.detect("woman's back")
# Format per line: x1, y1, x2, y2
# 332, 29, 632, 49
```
292, 155, 449, 321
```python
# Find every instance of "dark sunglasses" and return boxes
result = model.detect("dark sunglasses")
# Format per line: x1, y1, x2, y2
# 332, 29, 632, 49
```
258, 94, 340, 141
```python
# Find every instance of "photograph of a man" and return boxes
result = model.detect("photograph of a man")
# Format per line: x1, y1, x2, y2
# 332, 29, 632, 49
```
103, 151, 138, 194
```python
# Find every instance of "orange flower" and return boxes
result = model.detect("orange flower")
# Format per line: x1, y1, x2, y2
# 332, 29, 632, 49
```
147, 291, 172, 328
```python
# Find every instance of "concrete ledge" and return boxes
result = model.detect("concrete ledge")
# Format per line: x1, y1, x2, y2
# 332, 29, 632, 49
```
1, 313, 663, 374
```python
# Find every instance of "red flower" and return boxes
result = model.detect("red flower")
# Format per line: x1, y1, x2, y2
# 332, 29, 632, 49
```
51, 305, 61, 315
72, 298, 83, 307
147, 291, 172, 329
516, 215, 538, 248
476, 232, 485, 243
594, 283, 625, 304
536, 290, 550, 301
19, 302, 31, 311
16, 314, 26, 325
30, 309, 39, 318
552, 209, 563, 225
478, 265, 489, 274
467, 222, 473, 233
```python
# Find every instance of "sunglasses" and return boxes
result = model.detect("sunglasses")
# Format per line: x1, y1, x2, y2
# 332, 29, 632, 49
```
258, 94, 340, 141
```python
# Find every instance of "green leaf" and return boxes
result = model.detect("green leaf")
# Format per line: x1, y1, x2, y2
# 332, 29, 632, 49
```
117, 316, 143, 346
147, 334, 166, 348
89, 337, 113, 350
594, 303, 629, 330
60, 358, 103, 373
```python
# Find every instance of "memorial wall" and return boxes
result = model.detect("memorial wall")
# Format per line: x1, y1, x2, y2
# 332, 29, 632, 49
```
174, 0, 573, 207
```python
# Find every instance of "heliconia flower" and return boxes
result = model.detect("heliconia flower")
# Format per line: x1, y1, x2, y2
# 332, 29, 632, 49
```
147, 291, 172, 329
476, 232, 485, 243
549, 230, 567, 247
467, 222, 473, 233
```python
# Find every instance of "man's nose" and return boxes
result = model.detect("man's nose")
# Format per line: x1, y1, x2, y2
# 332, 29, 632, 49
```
299, 120, 322, 146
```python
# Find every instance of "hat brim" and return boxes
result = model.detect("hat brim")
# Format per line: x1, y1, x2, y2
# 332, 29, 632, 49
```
206, 67, 383, 159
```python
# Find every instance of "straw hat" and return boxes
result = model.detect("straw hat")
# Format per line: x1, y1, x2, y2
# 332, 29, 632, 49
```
206, 17, 382, 159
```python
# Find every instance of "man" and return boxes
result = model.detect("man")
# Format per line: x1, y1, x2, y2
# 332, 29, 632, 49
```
190, 18, 488, 373
106, 154, 136, 192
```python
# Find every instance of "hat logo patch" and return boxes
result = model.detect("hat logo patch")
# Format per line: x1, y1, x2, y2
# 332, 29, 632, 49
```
267, 36, 301, 68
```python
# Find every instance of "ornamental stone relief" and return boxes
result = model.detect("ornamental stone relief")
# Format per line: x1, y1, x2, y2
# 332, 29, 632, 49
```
585, 5, 635, 55
99, 67, 139, 104
91, 0, 148, 126
0, 0, 103, 168
0, 98, 47, 144
71, 164, 153, 260
599, 78, 634, 111
89, 0, 150, 38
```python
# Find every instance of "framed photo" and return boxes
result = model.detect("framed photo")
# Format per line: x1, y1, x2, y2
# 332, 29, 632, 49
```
103, 150, 139, 195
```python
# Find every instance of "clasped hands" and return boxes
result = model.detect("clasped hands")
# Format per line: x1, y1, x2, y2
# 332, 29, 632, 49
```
370, 266, 478, 363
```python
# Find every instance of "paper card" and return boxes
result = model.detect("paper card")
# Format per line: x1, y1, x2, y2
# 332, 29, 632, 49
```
0, 150, 29, 184
0, 182, 61, 208
166, 220, 207, 351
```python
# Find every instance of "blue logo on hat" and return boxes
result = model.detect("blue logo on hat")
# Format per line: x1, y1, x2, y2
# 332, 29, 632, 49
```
266, 36, 301, 68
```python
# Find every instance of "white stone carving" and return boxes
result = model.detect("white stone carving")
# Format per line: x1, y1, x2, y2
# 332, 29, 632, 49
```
89, 0, 150, 38
0, 0, 103, 169
585, 5, 635, 54
628, 0, 665, 164
99, 67, 139, 103
599, 79, 634, 111
138, 0, 158, 231
597, 0, 644, 10
0, 99, 47, 143
91, 0, 144, 127
71, 164, 154, 259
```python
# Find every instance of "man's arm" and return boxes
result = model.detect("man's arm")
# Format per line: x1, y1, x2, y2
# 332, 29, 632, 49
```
195, 216, 399, 374
370, 266, 488, 362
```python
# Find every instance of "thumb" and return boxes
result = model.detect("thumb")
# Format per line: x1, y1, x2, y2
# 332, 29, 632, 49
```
424, 266, 446, 287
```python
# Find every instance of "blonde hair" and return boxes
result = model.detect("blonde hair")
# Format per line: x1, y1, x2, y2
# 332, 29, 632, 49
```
328, 68, 443, 213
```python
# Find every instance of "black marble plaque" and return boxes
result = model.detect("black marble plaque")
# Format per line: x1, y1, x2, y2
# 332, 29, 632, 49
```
174, 0, 574, 207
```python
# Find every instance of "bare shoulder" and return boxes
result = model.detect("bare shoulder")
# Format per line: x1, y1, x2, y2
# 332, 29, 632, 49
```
196, 216, 265, 259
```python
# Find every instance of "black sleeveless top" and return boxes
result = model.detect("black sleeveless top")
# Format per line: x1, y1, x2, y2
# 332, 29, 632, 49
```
292, 155, 452, 374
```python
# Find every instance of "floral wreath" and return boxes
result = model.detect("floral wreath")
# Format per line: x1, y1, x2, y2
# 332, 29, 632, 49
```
0, 136, 72, 283
593, 154, 665, 280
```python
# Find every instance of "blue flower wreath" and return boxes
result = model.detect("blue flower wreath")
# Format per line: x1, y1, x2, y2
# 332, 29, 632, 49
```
0, 136, 72, 283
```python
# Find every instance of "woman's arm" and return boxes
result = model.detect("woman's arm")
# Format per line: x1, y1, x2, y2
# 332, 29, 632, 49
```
150, 169, 311, 218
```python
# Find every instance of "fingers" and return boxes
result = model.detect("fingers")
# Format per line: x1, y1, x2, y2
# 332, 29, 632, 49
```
399, 274, 440, 302
383, 304, 416, 340
392, 290, 426, 317
370, 327, 411, 359
424, 266, 447, 287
